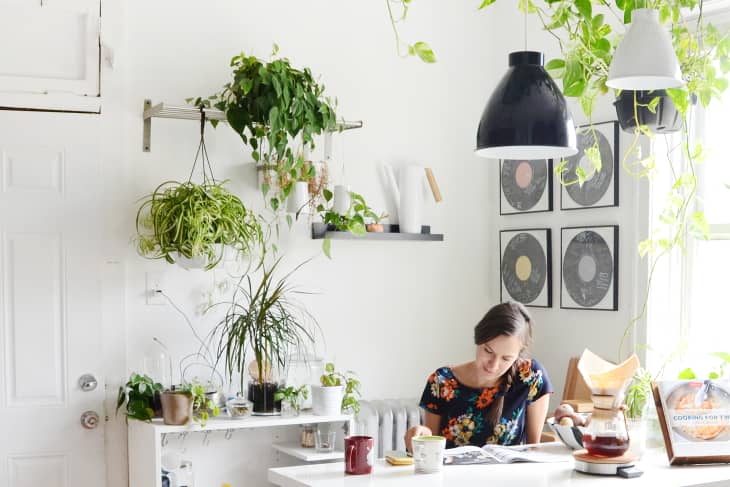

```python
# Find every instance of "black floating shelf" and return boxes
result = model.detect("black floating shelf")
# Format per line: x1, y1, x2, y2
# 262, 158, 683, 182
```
311, 223, 444, 241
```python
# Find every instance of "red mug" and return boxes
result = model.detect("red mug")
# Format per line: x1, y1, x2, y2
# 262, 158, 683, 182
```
345, 435, 374, 475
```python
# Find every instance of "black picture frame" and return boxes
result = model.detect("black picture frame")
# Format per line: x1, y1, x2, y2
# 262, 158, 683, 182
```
499, 159, 554, 215
560, 121, 620, 210
499, 228, 552, 308
560, 225, 619, 311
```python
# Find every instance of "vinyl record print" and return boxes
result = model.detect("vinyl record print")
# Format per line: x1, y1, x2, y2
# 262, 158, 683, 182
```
500, 229, 552, 307
561, 121, 619, 210
500, 159, 553, 214
561, 226, 619, 310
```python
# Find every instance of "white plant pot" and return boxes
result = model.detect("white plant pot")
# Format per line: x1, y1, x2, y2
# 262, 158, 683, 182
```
287, 181, 310, 213
311, 385, 344, 416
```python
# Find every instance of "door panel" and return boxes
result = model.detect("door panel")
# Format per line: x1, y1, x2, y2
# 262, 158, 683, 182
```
0, 0, 100, 108
0, 110, 105, 487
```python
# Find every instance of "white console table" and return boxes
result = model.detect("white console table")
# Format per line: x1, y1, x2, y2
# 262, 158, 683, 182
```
268, 445, 730, 487
128, 413, 352, 487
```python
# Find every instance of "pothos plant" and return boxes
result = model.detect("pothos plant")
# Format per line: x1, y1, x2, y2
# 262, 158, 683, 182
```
387, 0, 730, 361
193, 44, 338, 223
320, 362, 362, 414
317, 189, 387, 258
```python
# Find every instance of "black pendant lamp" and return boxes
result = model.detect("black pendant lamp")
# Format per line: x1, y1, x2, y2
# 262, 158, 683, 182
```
475, 51, 577, 160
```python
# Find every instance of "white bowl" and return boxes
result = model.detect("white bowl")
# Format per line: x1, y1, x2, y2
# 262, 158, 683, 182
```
546, 416, 587, 450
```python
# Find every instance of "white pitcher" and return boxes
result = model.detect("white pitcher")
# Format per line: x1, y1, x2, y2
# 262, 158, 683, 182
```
384, 165, 428, 234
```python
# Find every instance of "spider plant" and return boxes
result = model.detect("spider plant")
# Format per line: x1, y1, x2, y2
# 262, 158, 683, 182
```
135, 112, 265, 270
210, 258, 319, 392
136, 180, 264, 270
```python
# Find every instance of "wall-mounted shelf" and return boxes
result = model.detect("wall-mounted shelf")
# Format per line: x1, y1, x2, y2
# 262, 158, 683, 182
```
142, 99, 363, 152
311, 223, 444, 241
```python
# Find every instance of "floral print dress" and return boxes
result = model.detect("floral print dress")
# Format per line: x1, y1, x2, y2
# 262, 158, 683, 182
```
419, 358, 552, 448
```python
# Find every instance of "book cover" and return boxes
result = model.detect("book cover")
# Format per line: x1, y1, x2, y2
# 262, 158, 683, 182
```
657, 380, 730, 459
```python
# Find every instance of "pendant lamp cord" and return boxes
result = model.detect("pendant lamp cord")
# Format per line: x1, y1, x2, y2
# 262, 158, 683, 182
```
524, 5, 527, 50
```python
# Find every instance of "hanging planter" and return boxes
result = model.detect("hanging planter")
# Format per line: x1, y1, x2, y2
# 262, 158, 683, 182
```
135, 110, 264, 270
613, 90, 682, 134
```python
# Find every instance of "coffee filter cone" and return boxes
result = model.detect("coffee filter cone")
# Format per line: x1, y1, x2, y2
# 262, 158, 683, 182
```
577, 349, 639, 397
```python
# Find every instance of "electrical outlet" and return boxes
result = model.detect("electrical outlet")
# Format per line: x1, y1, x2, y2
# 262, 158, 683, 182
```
145, 272, 165, 306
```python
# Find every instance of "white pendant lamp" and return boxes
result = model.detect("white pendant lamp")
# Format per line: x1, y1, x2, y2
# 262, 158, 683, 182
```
606, 8, 683, 90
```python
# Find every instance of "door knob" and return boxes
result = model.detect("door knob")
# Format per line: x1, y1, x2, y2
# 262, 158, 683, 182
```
80, 411, 100, 429
78, 374, 98, 392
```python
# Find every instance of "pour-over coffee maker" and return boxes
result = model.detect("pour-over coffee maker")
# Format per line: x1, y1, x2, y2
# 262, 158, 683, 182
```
573, 349, 641, 476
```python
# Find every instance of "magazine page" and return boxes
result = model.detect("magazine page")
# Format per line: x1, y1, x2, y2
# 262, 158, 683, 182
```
443, 443, 569, 465
443, 446, 499, 465
658, 380, 730, 458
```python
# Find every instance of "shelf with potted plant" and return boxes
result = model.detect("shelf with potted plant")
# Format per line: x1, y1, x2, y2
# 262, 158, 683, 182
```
312, 188, 443, 250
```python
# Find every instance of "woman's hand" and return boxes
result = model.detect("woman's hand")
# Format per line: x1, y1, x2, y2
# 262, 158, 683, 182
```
404, 425, 433, 453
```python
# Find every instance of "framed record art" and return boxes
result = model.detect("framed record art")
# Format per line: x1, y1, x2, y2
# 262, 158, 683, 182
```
500, 229, 552, 308
561, 225, 619, 311
499, 159, 553, 214
560, 121, 619, 210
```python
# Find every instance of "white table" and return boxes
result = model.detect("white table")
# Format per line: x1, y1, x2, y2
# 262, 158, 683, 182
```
268, 445, 730, 487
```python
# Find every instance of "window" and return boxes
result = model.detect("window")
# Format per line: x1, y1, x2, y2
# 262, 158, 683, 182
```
646, 85, 730, 377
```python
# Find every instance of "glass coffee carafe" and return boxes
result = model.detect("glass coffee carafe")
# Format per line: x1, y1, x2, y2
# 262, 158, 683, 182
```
582, 394, 630, 457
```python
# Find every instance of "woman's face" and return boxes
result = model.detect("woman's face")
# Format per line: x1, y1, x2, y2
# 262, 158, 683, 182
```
475, 334, 522, 383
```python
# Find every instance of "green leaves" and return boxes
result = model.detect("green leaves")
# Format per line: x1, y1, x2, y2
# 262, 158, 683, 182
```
678, 368, 697, 380
212, 258, 319, 392
116, 373, 163, 423
575, 0, 592, 19
135, 180, 264, 270
206, 48, 337, 214
410, 42, 437, 63
320, 363, 362, 413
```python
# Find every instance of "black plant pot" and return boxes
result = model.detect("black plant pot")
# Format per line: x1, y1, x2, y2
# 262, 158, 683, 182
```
614, 90, 682, 134
247, 381, 282, 415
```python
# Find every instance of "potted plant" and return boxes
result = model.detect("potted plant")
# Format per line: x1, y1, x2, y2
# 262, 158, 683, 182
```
210, 258, 319, 415
160, 381, 220, 427
314, 189, 387, 257
311, 362, 362, 416
274, 385, 309, 417
160, 388, 194, 426
116, 373, 163, 422
624, 368, 654, 457
613, 90, 682, 134
198, 45, 338, 216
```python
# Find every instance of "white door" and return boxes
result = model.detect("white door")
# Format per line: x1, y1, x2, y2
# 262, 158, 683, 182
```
0, 0, 101, 111
0, 110, 105, 487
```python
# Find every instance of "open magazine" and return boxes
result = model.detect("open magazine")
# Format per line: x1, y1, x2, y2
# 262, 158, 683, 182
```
443, 442, 570, 465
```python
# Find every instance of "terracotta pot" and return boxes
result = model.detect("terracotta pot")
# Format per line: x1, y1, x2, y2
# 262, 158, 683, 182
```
366, 223, 384, 233
161, 391, 193, 425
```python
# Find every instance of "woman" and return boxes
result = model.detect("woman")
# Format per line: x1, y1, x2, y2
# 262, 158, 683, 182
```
405, 302, 552, 451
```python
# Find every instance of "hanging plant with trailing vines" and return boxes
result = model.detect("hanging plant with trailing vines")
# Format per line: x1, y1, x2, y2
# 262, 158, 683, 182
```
135, 110, 264, 270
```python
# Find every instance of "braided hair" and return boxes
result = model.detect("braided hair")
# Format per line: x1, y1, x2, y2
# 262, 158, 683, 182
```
474, 302, 534, 427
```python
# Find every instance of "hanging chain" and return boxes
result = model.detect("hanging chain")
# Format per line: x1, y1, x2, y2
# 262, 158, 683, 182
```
187, 106, 217, 185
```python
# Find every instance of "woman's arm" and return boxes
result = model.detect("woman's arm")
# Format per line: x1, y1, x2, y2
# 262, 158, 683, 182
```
525, 394, 550, 444
404, 410, 442, 452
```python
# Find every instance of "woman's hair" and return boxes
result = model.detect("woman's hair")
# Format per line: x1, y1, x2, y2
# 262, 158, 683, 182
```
474, 302, 534, 427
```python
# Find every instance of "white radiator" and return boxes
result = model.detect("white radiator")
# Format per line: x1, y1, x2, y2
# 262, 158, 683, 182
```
353, 399, 422, 458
